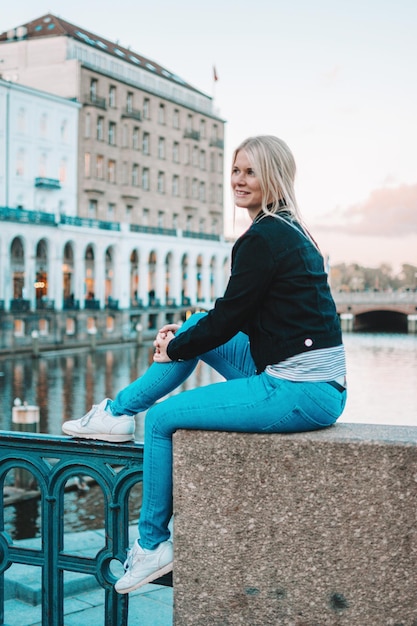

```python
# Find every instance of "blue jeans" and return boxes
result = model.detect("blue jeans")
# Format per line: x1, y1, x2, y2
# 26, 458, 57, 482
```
110, 313, 346, 549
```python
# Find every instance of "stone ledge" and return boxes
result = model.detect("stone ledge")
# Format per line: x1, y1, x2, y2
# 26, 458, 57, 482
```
172, 423, 417, 625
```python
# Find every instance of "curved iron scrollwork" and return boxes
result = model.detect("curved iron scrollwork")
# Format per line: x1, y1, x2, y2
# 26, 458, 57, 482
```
0, 432, 144, 626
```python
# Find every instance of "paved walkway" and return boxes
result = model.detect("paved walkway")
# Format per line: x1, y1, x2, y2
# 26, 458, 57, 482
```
3, 527, 173, 626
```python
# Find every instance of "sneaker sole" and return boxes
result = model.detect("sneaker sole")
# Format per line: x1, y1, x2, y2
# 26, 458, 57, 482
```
115, 561, 173, 594
62, 428, 134, 443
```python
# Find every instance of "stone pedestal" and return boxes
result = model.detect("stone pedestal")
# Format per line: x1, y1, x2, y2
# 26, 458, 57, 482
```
173, 423, 417, 625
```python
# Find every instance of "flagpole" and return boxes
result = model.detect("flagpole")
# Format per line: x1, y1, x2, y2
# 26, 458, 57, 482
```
212, 65, 218, 101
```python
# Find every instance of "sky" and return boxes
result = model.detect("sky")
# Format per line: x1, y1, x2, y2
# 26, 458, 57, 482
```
2, 0, 417, 271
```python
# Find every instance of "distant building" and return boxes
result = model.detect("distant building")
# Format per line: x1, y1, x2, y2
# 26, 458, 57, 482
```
0, 14, 231, 352
0, 78, 79, 215
0, 13, 226, 234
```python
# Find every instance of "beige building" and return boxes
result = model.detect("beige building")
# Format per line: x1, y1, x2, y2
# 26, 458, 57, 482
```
0, 13, 226, 235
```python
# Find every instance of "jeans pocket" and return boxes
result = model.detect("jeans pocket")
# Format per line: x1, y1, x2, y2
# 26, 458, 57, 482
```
262, 405, 337, 434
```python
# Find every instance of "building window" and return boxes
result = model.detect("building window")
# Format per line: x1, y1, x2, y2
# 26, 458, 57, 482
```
199, 182, 206, 203
200, 119, 206, 138
158, 211, 164, 228
85, 113, 91, 138
14, 320, 25, 337
218, 153, 223, 173
125, 205, 133, 221
122, 161, 128, 185
184, 145, 190, 165
186, 114, 193, 132
18, 108, 26, 133
85, 152, 91, 177
122, 123, 128, 147
108, 159, 116, 183
200, 150, 206, 170
108, 121, 116, 145
127, 92, 133, 112
142, 168, 150, 190
108, 203, 116, 219
212, 124, 218, 141
210, 152, 216, 172
39, 153, 47, 177
142, 132, 150, 155
16, 148, 25, 176
186, 215, 193, 231
199, 218, 205, 232
143, 208, 149, 225
143, 98, 150, 119
173, 109, 180, 129
97, 116, 104, 141
158, 137, 165, 159
184, 176, 190, 198
192, 146, 199, 167
172, 175, 179, 197
40, 113, 48, 138
59, 158, 67, 183
217, 184, 223, 204
173, 141, 179, 163
157, 171, 165, 194
88, 199, 98, 218
96, 155, 104, 179
133, 126, 139, 150
158, 103, 165, 124
90, 78, 98, 100
192, 178, 198, 199
173, 213, 178, 229
132, 163, 139, 186
210, 182, 215, 203
61, 119, 68, 142
109, 85, 117, 108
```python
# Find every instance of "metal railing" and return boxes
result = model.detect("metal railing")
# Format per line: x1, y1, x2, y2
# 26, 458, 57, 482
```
0, 432, 144, 626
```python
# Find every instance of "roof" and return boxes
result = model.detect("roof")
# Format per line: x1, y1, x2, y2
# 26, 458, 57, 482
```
0, 13, 204, 96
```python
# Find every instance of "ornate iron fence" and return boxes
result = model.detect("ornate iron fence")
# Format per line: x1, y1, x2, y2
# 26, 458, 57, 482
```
0, 432, 144, 626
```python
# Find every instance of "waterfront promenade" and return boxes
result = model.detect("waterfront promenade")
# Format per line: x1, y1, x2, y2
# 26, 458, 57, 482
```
4, 526, 173, 626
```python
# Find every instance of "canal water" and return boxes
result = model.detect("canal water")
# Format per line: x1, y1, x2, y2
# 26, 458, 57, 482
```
1, 332, 416, 540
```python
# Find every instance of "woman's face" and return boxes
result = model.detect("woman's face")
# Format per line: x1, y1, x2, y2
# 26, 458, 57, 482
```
231, 150, 263, 219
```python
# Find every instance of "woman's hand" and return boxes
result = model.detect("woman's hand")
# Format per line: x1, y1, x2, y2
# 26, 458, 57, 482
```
153, 328, 177, 363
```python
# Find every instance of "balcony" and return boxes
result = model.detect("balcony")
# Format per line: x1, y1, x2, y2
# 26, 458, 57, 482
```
209, 138, 224, 149
60, 215, 120, 231
84, 299, 100, 310
63, 297, 80, 310
121, 106, 142, 121
10, 298, 30, 312
183, 230, 220, 241
83, 93, 107, 109
183, 129, 200, 141
36, 298, 55, 311
0, 206, 56, 226
105, 297, 119, 310
129, 224, 177, 237
34, 177, 61, 190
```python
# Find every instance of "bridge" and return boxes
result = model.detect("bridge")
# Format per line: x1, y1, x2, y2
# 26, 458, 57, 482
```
332, 290, 417, 333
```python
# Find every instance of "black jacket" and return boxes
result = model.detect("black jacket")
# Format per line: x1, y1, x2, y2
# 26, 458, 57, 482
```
167, 214, 342, 372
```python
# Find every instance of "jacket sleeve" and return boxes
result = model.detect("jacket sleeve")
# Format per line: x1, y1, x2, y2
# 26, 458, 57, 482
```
167, 229, 275, 361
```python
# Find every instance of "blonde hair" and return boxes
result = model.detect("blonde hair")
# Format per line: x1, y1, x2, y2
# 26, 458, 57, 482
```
232, 135, 319, 247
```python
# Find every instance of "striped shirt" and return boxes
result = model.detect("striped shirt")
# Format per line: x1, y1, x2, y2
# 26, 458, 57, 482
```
266, 344, 346, 383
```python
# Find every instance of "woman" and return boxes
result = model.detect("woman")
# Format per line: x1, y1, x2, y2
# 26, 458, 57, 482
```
63, 135, 347, 594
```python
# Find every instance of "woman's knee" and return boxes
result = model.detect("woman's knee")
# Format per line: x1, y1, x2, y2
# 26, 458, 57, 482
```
177, 311, 207, 334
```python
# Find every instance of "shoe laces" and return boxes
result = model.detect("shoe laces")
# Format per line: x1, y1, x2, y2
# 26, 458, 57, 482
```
123, 544, 139, 571
80, 404, 99, 426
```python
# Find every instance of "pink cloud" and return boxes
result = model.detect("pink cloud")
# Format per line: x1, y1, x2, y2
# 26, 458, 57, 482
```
316, 183, 417, 236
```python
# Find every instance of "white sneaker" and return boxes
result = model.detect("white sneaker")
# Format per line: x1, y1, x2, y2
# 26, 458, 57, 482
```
115, 540, 173, 594
62, 398, 135, 442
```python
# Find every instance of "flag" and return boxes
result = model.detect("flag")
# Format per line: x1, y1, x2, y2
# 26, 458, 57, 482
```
213, 65, 218, 82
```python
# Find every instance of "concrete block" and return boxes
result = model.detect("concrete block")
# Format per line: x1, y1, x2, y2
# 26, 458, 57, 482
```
173, 423, 417, 625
